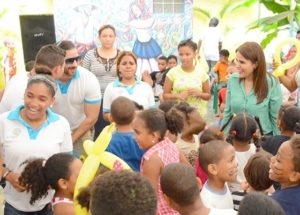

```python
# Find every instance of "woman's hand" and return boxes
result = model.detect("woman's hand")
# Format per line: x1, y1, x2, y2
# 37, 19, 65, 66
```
6, 172, 26, 192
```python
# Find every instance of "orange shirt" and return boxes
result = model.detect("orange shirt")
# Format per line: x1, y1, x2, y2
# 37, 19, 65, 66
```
214, 62, 228, 82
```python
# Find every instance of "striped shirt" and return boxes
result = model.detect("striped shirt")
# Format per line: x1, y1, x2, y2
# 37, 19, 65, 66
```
82, 48, 119, 94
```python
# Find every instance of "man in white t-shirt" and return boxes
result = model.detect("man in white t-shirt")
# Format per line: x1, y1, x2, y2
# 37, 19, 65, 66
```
0, 44, 65, 113
53, 41, 101, 155
161, 163, 237, 215
198, 17, 222, 79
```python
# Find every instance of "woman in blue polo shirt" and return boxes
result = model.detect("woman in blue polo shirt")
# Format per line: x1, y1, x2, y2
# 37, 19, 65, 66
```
102, 51, 155, 121
0, 71, 73, 214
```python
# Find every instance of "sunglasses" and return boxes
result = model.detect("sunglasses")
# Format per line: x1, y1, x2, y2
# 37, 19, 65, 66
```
65, 56, 81, 64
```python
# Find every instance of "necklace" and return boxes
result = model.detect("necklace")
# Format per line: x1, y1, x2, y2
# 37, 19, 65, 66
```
94, 49, 118, 72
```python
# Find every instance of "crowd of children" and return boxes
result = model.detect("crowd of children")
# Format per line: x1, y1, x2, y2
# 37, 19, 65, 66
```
1, 26, 300, 215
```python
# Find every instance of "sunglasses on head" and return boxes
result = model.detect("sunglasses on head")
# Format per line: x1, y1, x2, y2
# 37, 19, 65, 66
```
65, 56, 81, 64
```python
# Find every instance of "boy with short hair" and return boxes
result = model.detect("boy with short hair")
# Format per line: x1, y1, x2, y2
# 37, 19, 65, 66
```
161, 163, 236, 215
106, 96, 145, 171
213, 49, 230, 89
151, 56, 169, 102
198, 140, 237, 209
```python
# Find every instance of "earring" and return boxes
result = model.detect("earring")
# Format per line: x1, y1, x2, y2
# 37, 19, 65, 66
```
152, 139, 155, 143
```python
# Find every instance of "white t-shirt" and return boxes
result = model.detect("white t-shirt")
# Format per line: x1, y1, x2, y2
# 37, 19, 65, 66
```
229, 144, 256, 192
209, 208, 237, 215
103, 80, 155, 112
200, 182, 234, 209
200, 27, 222, 61
0, 106, 73, 212
0, 72, 29, 114
52, 66, 101, 130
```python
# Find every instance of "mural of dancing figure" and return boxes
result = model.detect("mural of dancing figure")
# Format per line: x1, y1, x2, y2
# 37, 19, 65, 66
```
129, 0, 162, 78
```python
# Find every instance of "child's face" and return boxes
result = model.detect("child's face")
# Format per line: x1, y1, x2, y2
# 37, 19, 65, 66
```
226, 65, 237, 80
66, 158, 82, 195
269, 141, 299, 186
158, 59, 167, 72
219, 55, 228, 64
167, 58, 177, 68
216, 145, 238, 182
132, 117, 155, 150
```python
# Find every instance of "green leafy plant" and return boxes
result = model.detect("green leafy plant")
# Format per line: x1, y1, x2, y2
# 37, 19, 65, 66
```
248, 0, 300, 48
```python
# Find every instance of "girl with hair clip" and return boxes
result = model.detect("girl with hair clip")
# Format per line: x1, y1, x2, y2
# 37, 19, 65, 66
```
132, 108, 189, 215
0, 72, 73, 214
261, 105, 300, 156
226, 113, 260, 192
19, 153, 82, 215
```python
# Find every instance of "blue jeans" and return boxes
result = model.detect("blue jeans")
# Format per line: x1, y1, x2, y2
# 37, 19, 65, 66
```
4, 202, 53, 215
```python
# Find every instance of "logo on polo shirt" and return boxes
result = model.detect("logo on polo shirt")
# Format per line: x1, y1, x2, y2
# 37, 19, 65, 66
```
13, 128, 22, 137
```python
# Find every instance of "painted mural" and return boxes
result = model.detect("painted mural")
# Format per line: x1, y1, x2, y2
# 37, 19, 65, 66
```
53, 0, 193, 73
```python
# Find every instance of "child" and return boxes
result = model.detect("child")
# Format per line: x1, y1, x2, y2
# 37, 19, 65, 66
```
106, 97, 145, 171
232, 152, 274, 210
196, 126, 225, 184
227, 113, 258, 192
269, 135, 300, 214
199, 140, 237, 209
175, 102, 206, 167
161, 163, 237, 215
19, 153, 82, 215
239, 192, 284, 215
158, 100, 178, 143
167, 55, 178, 69
132, 108, 187, 215
261, 105, 300, 155
213, 49, 230, 89
82, 170, 157, 215
151, 56, 168, 87
217, 62, 237, 121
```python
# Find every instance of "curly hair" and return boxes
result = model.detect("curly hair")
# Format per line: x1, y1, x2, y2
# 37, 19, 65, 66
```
137, 108, 184, 139
19, 153, 76, 205
90, 171, 157, 215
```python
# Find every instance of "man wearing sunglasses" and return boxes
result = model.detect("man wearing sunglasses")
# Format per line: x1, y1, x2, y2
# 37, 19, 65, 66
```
53, 40, 101, 157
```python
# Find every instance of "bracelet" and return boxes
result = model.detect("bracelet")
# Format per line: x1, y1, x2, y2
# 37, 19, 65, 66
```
2, 170, 11, 180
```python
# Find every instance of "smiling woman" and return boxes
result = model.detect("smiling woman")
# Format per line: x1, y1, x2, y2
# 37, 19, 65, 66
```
223, 42, 282, 135
0, 73, 73, 214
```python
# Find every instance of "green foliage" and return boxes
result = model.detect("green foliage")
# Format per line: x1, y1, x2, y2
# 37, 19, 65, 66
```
249, 0, 300, 48
193, 0, 256, 21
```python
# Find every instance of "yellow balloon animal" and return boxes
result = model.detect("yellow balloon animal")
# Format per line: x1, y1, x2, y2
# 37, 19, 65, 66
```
273, 38, 300, 77
74, 123, 132, 215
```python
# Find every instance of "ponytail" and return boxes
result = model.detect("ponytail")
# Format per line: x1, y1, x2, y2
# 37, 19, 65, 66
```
165, 108, 184, 135
19, 159, 49, 205
19, 153, 76, 205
